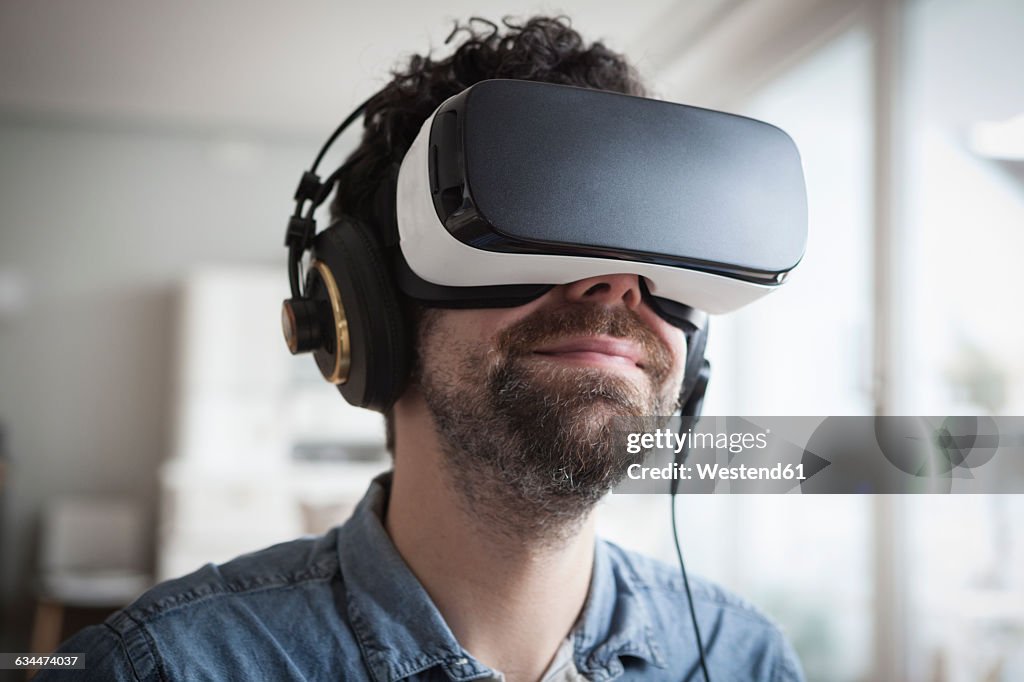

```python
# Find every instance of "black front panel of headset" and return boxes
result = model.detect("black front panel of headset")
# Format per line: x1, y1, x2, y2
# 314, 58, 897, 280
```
427, 79, 807, 283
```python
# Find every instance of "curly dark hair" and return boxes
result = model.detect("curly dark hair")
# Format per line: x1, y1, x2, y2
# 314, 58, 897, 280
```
329, 15, 646, 227
327, 16, 646, 450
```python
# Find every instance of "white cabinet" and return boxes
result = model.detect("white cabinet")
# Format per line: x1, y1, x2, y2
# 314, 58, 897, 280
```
158, 267, 389, 581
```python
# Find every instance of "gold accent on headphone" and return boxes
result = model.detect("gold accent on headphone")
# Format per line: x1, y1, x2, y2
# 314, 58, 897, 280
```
282, 303, 300, 354
313, 260, 351, 384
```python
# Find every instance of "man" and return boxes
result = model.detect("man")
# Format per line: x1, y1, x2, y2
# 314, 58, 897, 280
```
46, 16, 805, 681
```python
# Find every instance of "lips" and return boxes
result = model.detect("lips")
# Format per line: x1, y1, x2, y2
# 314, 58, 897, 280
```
532, 336, 645, 369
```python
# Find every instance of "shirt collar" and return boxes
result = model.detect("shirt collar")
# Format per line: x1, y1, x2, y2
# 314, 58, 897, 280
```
574, 538, 666, 676
336, 472, 665, 681
336, 472, 494, 682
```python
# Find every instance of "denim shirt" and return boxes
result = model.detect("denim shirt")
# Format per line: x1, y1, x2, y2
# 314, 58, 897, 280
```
45, 474, 805, 681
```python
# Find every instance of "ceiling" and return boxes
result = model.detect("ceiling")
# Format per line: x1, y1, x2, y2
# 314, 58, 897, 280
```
0, 0, 715, 136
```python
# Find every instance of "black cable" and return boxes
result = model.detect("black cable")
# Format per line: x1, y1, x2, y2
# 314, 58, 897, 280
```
287, 96, 373, 298
303, 159, 353, 221
312, 163, 346, 209
287, 245, 301, 298
671, 474, 711, 682
310, 95, 374, 174
672, 361, 712, 682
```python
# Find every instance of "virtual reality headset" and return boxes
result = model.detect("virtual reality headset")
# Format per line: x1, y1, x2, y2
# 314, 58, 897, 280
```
283, 78, 807, 411
394, 79, 808, 316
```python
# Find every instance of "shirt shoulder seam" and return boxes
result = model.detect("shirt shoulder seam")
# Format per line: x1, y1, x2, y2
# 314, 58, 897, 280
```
125, 559, 338, 624
103, 614, 159, 681
769, 627, 801, 681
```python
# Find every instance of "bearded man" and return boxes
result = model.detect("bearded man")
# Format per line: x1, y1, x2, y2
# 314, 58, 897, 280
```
45, 16, 805, 682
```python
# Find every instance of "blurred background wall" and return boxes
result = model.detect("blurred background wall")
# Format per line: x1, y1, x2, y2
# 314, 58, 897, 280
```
1, 1, 1022, 681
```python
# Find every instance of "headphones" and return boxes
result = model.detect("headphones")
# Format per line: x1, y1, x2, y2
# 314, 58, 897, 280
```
281, 96, 410, 413
281, 91, 710, 416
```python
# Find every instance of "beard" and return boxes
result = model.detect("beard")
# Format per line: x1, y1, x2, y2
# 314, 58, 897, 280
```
415, 303, 682, 546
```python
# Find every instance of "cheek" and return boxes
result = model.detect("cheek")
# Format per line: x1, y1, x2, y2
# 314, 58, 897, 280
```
447, 306, 539, 346
637, 309, 689, 377
670, 327, 690, 373
663, 331, 689, 388
418, 308, 522, 374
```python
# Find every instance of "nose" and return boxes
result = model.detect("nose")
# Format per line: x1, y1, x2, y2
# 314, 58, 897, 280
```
562, 273, 643, 310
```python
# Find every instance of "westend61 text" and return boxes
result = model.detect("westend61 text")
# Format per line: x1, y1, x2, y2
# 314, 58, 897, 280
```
626, 462, 807, 481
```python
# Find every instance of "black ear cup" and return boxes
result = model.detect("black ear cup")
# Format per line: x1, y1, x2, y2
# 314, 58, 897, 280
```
678, 321, 709, 414
304, 218, 410, 412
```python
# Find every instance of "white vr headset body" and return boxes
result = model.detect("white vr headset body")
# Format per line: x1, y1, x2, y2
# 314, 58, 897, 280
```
394, 79, 808, 317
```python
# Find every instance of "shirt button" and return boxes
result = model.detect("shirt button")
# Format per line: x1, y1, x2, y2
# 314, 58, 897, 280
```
455, 657, 469, 665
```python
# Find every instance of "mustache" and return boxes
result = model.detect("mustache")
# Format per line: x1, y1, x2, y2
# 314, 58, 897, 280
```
493, 304, 674, 383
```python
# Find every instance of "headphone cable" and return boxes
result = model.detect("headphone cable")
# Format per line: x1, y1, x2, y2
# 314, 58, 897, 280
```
671, 474, 711, 681
673, 364, 712, 682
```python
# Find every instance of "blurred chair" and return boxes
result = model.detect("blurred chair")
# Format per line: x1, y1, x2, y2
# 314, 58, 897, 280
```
30, 498, 152, 654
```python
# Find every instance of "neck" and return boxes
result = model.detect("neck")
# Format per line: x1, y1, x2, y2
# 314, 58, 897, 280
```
386, 388, 595, 682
